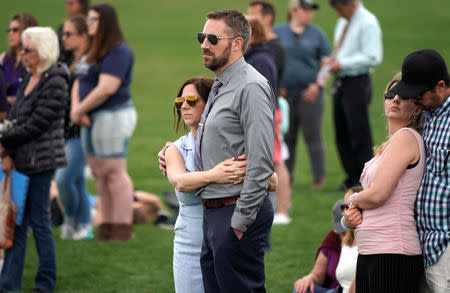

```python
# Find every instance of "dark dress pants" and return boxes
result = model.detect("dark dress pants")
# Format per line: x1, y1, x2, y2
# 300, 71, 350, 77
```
201, 196, 273, 293
332, 74, 373, 187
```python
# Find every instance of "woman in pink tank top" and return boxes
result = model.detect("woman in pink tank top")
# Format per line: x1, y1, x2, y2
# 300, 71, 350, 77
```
342, 73, 425, 293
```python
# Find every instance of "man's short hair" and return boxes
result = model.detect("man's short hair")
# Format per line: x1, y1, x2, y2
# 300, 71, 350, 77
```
206, 9, 251, 53
329, 0, 355, 5
249, 1, 276, 24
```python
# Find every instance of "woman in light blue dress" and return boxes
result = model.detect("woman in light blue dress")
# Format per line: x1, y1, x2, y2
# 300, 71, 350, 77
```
165, 77, 249, 293
165, 77, 278, 292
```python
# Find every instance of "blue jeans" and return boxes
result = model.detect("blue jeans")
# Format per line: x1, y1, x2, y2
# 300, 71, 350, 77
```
54, 137, 91, 225
0, 170, 56, 291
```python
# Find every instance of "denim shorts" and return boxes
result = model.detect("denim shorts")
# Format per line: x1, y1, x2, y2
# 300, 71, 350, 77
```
81, 101, 137, 158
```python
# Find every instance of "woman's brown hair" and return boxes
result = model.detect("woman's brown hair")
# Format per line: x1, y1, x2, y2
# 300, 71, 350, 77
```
75, 0, 90, 16
174, 77, 214, 133
86, 3, 125, 63
66, 15, 89, 72
246, 15, 267, 46
8, 13, 38, 66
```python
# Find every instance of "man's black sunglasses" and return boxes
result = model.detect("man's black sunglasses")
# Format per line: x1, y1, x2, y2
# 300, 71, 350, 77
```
197, 33, 237, 45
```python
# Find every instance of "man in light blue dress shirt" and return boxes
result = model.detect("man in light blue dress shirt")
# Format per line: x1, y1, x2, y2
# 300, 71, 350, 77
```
324, 0, 382, 189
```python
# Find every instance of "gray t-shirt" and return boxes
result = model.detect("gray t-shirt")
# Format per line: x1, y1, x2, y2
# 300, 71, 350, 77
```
200, 57, 275, 232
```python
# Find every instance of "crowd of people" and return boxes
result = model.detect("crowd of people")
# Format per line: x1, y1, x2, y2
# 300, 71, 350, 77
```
0, 0, 449, 292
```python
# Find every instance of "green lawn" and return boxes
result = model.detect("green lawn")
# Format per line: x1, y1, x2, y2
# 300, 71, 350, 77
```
1, 0, 449, 292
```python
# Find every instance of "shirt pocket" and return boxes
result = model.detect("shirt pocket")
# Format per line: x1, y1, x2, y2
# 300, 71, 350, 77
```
430, 148, 449, 174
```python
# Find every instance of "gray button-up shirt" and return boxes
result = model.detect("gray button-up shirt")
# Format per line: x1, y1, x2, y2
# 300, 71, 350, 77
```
200, 57, 275, 232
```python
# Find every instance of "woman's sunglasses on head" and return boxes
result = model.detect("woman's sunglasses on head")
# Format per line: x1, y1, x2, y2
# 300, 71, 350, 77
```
197, 32, 236, 45
174, 96, 200, 110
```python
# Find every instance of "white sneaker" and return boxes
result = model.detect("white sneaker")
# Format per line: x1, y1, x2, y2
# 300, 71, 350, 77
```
72, 225, 94, 240
272, 213, 292, 225
60, 223, 75, 239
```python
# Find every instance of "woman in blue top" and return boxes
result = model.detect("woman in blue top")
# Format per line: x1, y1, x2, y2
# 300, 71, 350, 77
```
70, 3, 137, 241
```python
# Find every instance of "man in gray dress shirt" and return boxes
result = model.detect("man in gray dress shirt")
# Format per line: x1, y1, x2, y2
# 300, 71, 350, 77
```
197, 9, 275, 292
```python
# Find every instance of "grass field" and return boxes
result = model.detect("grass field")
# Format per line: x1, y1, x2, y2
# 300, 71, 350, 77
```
1, 0, 449, 292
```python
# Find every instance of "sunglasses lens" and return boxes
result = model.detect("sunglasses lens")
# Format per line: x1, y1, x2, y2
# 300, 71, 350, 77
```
207, 34, 218, 45
197, 33, 205, 44
174, 97, 184, 109
185, 96, 198, 107
384, 91, 396, 99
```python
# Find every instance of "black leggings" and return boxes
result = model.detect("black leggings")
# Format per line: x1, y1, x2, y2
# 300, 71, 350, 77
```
356, 253, 424, 293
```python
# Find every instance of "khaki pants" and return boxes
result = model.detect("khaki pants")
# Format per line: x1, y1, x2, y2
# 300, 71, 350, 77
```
425, 247, 450, 293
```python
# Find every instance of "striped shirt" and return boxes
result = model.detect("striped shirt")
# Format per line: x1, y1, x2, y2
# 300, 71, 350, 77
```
416, 95, 450, 267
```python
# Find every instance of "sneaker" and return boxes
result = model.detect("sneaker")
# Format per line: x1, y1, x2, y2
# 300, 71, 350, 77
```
60, 223, 75, 239
72, 225, 94, 240
272, 213, 292, 225
156, 216, 176, 230
154, 210, 170, 225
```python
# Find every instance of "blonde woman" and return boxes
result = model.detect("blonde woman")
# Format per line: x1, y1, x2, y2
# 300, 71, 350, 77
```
343, 73, 424, 292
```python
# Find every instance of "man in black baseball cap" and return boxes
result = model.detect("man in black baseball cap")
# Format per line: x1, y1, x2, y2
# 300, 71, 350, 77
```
388, 49, 449, 111
391, 48, 449, 292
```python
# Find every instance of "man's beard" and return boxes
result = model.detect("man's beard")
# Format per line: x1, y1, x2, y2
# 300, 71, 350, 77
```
204, 41, 232, 72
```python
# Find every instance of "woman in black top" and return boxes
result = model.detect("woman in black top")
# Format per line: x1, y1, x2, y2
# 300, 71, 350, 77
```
0, 27, 68, 292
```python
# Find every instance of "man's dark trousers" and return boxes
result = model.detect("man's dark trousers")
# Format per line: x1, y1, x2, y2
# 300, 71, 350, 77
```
333, 74, 373, 187
201, 196, 273, 293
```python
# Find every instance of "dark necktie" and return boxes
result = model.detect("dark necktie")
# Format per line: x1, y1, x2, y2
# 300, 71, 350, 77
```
194, 79, 222, 171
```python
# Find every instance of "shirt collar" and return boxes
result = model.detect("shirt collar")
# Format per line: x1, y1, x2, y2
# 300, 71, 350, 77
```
349, 2, 364, 22
180, 131, 195, 151
216, 57, 246, 88
428, 95, 450, 120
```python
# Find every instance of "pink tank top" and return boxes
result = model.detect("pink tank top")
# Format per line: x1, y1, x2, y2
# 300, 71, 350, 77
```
355, 128, 424, 256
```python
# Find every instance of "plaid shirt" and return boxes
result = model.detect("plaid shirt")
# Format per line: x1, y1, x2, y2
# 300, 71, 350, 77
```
416, 95, 450, 267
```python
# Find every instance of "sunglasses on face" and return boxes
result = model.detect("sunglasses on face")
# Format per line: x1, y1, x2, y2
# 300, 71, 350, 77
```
20, 46, 35, 54
6, 27, 20, 33
197, 32, 236, 45
86, 17, 99, 23
62, 31, 76, 38
384, 91, 411, 100
174, 96, 200, 110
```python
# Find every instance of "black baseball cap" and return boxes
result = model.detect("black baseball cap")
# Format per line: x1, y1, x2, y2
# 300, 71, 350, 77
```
289, 0, 320, 10
389, 49, 449, 98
